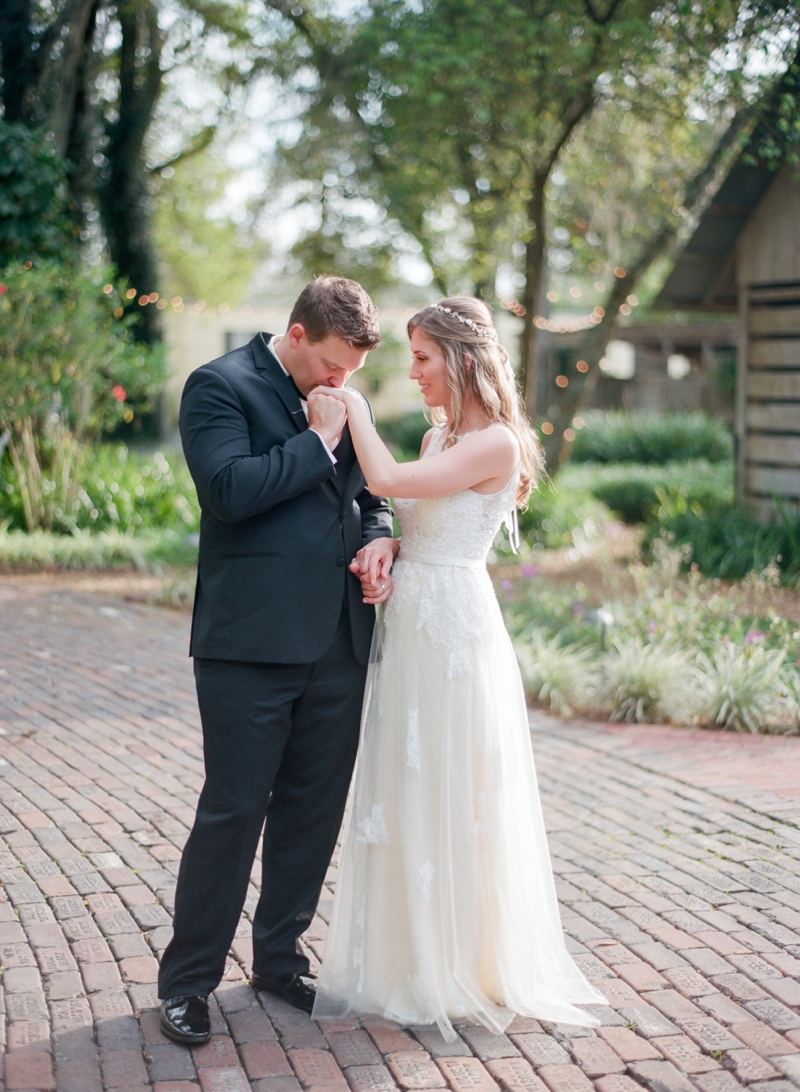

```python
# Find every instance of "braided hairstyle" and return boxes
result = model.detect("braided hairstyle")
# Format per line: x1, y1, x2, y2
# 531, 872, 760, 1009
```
407, 296, 544, 505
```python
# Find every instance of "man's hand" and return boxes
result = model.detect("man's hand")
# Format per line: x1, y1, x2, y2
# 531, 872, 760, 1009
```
350, 538, 399, 604
307, 390, 347, 448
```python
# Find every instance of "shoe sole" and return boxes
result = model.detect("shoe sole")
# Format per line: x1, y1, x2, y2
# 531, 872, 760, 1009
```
159, 1017, 211, 1046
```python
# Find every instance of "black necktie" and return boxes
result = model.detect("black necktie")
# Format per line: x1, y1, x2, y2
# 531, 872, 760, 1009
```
285, 372, 306, 405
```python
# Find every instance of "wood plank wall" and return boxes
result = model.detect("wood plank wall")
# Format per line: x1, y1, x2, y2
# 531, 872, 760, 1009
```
737, 283, 800, 518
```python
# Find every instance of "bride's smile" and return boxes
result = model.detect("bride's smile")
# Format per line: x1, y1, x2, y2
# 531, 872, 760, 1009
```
409, 328, 450, 409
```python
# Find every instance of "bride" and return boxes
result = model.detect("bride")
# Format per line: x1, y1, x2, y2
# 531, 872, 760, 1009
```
309, 297, 607, 1040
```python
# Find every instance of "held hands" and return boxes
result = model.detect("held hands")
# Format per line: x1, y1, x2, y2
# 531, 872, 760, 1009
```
350, 538, 399, 604
307, 389, 347, 448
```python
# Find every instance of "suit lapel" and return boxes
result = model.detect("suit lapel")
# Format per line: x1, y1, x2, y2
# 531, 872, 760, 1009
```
251, 332, 307, 433
344, 457, 366, 508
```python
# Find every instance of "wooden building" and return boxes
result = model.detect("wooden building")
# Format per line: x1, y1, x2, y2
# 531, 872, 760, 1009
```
656, 116, 800, 518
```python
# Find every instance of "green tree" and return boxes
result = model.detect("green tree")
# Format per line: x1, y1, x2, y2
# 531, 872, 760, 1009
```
535, 41, 800, 467
0, 0, 265, 342
268, 0, 798, 422
153, 150, 268, 305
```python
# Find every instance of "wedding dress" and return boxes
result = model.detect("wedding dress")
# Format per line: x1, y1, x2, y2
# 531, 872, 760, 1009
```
313, 425, 607, 1040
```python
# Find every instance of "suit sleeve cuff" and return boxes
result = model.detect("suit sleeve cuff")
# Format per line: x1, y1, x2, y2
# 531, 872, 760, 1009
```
308, 428, 337, 465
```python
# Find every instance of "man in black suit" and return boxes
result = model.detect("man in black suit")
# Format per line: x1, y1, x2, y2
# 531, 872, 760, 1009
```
158, 277, 394, 1044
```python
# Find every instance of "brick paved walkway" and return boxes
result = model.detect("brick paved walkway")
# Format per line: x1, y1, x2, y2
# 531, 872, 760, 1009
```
1, 578, 799, 1092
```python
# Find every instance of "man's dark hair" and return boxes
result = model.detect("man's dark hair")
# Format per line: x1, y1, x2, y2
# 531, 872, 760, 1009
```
287, 276, 381, 350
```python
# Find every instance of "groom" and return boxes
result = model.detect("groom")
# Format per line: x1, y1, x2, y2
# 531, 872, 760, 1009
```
158, 276, 395, 1044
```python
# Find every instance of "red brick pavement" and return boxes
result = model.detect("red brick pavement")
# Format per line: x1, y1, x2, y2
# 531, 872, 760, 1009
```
1, 577, 799, 1092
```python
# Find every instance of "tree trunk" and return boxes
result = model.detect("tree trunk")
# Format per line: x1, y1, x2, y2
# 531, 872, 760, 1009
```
99, 0, 164, 345
0, 0, 35, 122
40, 0, 99, 156
519, 170, 548, 415
0, 0, 98, 154
64, 0, 102, 224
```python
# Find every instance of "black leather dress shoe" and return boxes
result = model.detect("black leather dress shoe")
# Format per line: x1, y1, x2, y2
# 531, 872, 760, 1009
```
251, 972, 317, 1014
160, 995, 211, 1045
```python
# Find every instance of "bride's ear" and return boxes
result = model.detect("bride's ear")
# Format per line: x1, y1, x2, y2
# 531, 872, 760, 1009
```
464, 352, 473, 371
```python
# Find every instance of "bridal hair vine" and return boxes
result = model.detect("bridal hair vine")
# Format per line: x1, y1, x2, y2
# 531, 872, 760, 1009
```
432, 304, 499, 343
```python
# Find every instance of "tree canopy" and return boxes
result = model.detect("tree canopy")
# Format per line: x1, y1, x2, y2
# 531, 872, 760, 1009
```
268, 0, 799, 455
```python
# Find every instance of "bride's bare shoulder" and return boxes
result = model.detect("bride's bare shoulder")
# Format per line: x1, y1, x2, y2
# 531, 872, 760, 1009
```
468, 423, 519, 456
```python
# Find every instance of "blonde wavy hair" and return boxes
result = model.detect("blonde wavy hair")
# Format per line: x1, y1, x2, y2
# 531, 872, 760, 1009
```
407, 296, 544, 506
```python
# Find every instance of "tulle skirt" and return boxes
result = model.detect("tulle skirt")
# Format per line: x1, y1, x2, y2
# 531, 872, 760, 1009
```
313, 559, 607, 1040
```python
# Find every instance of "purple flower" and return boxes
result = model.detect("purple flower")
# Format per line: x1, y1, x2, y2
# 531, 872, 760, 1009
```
745, 630, 766, 644
501, 579, 513, 593
522, 564, 540, 577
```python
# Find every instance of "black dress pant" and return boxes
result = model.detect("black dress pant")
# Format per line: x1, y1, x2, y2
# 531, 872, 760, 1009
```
158, 611, 367, 998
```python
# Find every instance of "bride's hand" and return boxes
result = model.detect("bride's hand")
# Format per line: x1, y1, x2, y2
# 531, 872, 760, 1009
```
350, 538, 399, 604
308, 385, 359, 407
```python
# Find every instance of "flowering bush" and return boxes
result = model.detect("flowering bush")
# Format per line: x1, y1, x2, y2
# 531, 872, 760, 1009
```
0, 260, 165, 530
503, 543, 800, 734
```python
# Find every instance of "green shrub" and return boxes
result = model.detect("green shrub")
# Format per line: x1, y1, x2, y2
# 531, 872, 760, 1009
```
500, 542, 800, 732
0, 123, 74, 265
516, 480, 614, 551
570, 411, 733, 465
0, 444, 199, 534
647, 502, 800, 582
558, 460, 734, 523
600, 637, 699, 723
515, 631, 600, 715
696, 643, 788, 733
377, 411, 430, 462
0, 527, 198, 570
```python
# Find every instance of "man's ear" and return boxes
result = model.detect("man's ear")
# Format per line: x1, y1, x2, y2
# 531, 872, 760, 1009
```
287, 323, 307, 348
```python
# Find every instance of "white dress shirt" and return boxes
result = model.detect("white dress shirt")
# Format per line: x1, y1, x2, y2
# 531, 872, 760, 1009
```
268, 336, 338, 463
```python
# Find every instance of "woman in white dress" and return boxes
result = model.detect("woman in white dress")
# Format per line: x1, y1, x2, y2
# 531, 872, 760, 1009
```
310, 297, 607, 1040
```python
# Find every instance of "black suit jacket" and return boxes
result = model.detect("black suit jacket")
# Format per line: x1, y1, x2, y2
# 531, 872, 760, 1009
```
179, 332, 393, 665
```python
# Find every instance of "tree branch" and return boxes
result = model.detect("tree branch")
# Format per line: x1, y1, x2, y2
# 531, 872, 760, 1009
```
148, 124, 218, 174
581, 0, 626, 27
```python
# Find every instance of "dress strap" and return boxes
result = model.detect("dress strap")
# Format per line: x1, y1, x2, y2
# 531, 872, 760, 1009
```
504, 507, 520, 554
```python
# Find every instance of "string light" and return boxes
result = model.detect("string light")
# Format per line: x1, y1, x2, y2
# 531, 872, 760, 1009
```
500, 296, 611, 333
533, 312, 602, 333
555, 375, 568, 388
541, 421, 554, 435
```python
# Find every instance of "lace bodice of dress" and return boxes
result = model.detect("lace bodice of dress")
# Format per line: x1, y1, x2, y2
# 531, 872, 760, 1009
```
393, 424, 518, 562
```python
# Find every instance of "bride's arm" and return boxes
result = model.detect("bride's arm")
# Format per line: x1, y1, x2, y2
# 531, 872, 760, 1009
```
308, 388, 518, 499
